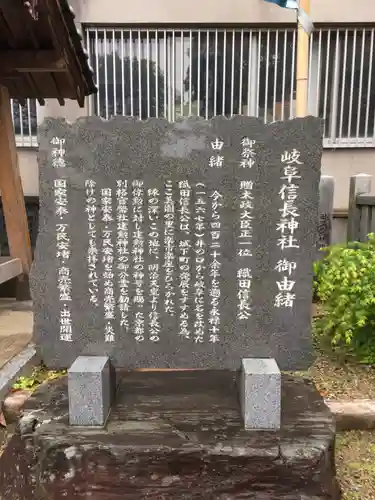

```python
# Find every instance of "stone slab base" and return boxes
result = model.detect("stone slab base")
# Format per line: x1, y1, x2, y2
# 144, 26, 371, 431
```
0, 343, 38, 400
0, 372, 340, 499
327, 399, 375, 431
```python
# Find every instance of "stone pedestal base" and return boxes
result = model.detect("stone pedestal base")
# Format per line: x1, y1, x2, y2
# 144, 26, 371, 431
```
0, 371, 340, 499
240, 358, 281, 430
68, 355, 114, 426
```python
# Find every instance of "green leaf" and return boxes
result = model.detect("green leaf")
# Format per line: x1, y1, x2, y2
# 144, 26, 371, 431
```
313, 233, 375, 362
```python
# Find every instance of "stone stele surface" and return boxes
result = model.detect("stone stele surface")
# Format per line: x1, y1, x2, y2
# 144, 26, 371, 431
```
0, 372, 340, 499
32, 116, 322, 371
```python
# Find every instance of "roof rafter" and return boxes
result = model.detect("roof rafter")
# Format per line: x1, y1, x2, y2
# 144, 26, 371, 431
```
0, 0, 97, 106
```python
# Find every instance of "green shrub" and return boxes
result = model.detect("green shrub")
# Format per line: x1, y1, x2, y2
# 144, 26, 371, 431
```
313, 233, 375, 363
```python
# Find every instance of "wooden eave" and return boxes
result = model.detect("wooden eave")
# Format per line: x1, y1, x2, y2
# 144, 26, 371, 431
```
0, 0, 97, 107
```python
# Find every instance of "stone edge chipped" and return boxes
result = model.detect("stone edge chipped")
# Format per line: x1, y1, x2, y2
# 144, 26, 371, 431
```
0, 343, 40, 401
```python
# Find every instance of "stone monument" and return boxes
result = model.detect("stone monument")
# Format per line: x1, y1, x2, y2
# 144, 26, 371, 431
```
32, 116, 321, 371
0, 116, 340, 499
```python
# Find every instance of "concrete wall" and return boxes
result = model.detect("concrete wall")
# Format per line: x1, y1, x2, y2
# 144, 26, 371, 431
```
322, 149, 375, 211
18, 150, 39, 196
75, 0, 375, 25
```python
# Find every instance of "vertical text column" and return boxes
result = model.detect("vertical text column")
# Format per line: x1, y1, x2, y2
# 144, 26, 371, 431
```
101, 188, 115, 342
208, 190, 223, 343
132, 180, 145, 342
178, 181, 192, 339
85, 180, 99, 308
164, 180, 175, 316
147, 187, 161, 342
52, 135, 72, 342
274, 149, 301, 309
116, 180, 130, 330
207, 137, 225, 341
193, 183, 206, 344
237, 138, 256, 321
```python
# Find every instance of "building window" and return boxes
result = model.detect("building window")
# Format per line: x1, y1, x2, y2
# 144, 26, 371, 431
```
86, 27, 375, 148
85, 27, 296, 122
11, 98, 38, 147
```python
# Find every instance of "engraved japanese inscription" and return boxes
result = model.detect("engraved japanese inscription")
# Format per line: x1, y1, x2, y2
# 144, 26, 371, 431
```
32, 116, 322, 370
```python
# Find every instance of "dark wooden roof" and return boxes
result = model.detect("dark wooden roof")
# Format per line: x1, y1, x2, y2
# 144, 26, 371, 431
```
0, 0, 97, 107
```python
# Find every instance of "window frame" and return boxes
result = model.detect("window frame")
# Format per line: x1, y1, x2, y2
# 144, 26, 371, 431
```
85, 25, 375, 149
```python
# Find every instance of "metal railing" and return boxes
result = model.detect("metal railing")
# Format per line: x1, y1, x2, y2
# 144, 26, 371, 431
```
310, 28, 375, 148
11, 98, 38, 147
85, 26, 375, 148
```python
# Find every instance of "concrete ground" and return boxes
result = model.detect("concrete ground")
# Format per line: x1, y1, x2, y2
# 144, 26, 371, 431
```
0, 299, 32, 369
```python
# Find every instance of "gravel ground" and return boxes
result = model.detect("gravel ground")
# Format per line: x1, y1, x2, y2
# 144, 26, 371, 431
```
336, 431, 375, 499
305, 351, 375, 498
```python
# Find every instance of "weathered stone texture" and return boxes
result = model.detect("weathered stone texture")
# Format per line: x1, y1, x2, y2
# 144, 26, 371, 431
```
32, 116, 322, 371
240, 358, 281, 430
68, 355, 113, 426
0, 372, 340, 499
